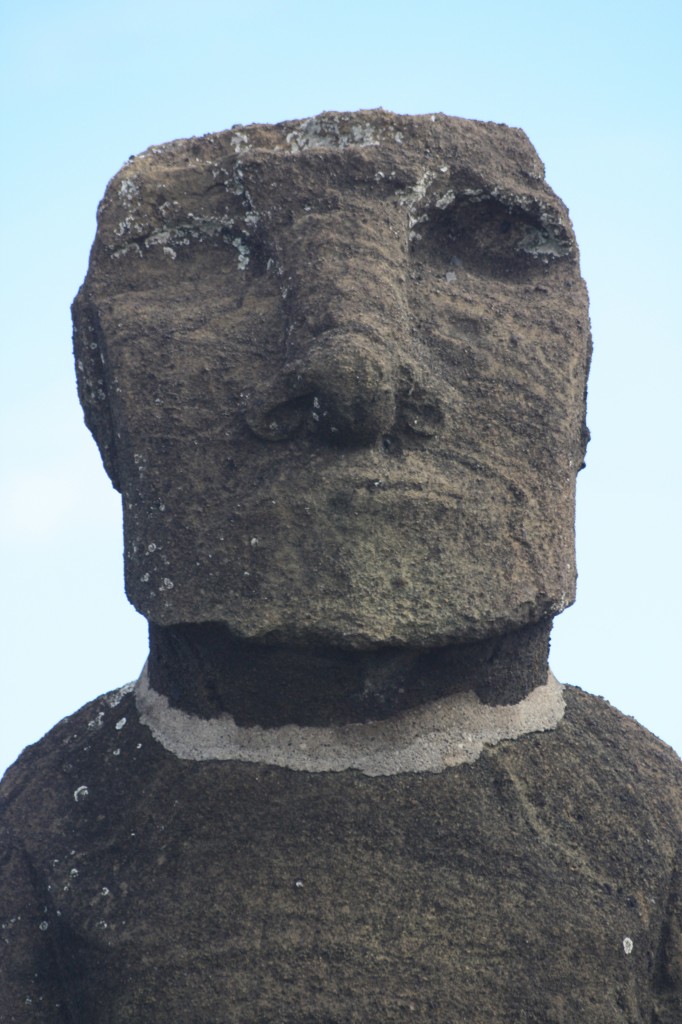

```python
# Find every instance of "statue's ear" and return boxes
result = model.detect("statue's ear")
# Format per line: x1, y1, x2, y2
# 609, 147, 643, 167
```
72, 288, 122, 492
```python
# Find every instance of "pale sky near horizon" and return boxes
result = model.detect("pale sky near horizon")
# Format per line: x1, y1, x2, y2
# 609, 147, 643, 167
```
1, 0, 680, 777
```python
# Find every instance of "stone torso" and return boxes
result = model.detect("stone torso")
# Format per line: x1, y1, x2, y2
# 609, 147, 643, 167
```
2, 683, 680, 1023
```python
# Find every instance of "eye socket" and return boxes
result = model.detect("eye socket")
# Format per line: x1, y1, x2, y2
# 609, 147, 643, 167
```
412, 196, 572, 279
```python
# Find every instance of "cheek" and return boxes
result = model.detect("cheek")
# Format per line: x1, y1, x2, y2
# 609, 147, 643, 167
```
101, 277, 287, 464
406, 269, 588, 474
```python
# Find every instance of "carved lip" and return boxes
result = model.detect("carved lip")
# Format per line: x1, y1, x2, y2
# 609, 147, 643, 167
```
233, 449, 487, 510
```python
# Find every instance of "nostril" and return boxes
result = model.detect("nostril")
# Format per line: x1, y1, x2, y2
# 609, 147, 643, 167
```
244, 333, 401, 447
245, 392, 311, 441
400, 398, 444, 437
396, 372, 444, 438
382, 434, 403, 455
243, 370, 312, 441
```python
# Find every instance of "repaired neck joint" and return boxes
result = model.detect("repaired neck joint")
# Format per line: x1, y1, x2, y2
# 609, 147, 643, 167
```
147, 619, 553, 729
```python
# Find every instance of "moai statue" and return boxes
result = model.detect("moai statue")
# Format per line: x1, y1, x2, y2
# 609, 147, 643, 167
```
1, 111, 680, 1023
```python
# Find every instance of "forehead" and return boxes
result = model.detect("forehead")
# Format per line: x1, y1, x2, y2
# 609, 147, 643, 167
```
89, 111, 568, 273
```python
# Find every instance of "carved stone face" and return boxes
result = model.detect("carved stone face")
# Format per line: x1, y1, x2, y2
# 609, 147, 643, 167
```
74, 111, 591, 648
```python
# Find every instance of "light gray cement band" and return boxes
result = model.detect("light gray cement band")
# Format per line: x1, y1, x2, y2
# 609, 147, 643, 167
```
135, 665, 565, 776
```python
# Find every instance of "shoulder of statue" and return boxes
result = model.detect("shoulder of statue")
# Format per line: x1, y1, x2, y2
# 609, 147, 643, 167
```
0, 681, 145, 832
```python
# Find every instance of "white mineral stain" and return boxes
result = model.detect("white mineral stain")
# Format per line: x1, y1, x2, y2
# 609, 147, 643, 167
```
231, 131, 250, 153
118, 178, 139, 202
115, 717, 127, 731
435, 190, 456, 210
286, 115, 379, 153
105, 683, 134, 709
623, 937, 634, 955
110, 243, 142, 260
402, 170, 437, 212
232, 237, 250, 270
136, 665, 566, 776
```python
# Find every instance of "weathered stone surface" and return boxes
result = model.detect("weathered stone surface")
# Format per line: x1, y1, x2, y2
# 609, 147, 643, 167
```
146, 618, 554, 725
1, 682, 680, 1022
3, 111, 679, 1023
73, 110, 591, 647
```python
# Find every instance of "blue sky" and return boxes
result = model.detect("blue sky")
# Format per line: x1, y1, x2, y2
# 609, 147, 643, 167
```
1, 0, 681, 774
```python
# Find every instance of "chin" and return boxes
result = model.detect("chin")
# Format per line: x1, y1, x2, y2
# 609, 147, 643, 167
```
144, 587, 561, 652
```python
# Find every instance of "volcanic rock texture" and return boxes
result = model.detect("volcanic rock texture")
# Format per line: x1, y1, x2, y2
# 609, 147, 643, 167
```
73, 110, 592, 648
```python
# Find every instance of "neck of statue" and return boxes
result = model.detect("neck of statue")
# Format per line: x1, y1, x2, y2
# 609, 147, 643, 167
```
147, 619, 552, 729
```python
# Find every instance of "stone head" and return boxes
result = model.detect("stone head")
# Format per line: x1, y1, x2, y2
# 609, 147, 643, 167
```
73, 110, 591, 649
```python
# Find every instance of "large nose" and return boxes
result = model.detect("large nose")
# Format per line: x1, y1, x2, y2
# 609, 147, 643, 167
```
245, 207, 412, 446
291, 330, 397, 444
245, 334, 398, 447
